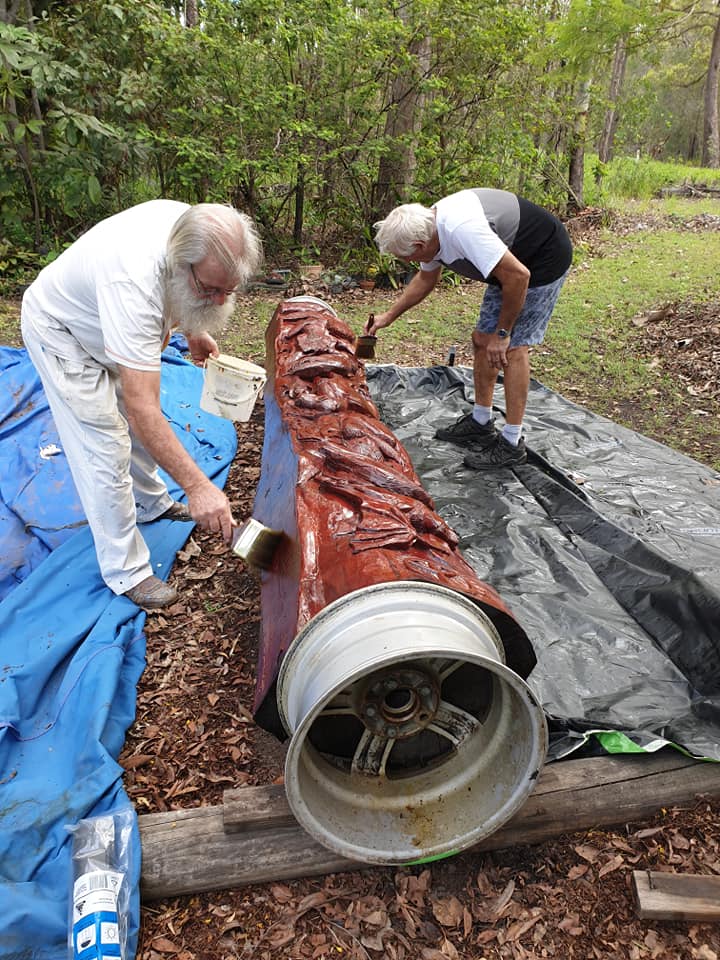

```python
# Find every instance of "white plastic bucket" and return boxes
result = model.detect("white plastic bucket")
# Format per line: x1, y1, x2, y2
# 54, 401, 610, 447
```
200, 354, 267, 422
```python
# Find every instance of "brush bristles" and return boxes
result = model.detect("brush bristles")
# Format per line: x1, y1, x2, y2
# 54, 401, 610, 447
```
245, 532, 284, 570
232, 520, 284, 570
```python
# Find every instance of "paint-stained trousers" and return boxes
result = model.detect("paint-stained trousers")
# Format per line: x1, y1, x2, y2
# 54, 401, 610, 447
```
21, 298, 173, 595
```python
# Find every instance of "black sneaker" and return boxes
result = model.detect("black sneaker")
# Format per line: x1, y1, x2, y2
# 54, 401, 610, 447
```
464, 436, 527, 470
435, 413, 497, 448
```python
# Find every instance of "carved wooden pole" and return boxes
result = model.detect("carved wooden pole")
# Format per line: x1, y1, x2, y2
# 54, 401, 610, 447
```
251, 297, 535, 727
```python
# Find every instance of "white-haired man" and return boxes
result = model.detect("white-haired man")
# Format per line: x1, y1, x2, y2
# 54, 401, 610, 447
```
366, 189, 572, 469
21, 200, 262, 609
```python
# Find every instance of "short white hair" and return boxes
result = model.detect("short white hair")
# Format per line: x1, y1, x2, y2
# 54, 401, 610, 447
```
166, 203, 263, 287
373, 203, 435, 258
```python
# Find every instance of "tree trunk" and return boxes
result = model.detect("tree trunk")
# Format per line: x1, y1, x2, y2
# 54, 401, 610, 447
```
702, 4, 720, 168
374, 2, 430, 217
23, 0, 47, 153
293, 162, 305, 247
598, 37, 627, 163
0, 0, 24, 24
8, 115, 42, 244
185, 0, 199, 28
568, 78, 591, 212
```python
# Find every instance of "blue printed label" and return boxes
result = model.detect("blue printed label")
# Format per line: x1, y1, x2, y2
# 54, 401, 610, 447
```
72, 871, 124, 960
73, 911, 121, 959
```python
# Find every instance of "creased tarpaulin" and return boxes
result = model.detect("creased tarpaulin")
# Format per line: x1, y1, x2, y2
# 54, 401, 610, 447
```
366, 364, 720, 762
0, 342, 237, 959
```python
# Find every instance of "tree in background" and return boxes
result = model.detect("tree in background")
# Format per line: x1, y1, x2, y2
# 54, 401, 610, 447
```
598, 37, 628, 163
612, 0, 720, 164
4, 0, 720, 272
702, 0, 720, 166
184, 0, 198, 27
539, 0, 664, 209
373, 0, 430, 218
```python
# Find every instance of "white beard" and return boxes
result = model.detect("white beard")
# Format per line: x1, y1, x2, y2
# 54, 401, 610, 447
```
163, 270, 236, 337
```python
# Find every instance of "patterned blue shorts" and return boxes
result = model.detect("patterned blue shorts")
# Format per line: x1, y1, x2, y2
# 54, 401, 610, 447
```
476, 270, 569, 346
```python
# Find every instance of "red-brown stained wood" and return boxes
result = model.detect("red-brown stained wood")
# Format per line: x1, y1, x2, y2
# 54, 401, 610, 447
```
251, 298, 534, 719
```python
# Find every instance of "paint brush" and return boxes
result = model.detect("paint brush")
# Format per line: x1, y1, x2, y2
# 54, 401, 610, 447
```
355, 333, 377, 360
231, 518, 285, 571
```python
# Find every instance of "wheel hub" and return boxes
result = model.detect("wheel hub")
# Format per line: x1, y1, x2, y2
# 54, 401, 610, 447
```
357, 667, 440, 740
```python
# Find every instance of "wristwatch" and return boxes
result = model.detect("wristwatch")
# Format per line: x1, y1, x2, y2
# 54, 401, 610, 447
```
495, 328, 511, 339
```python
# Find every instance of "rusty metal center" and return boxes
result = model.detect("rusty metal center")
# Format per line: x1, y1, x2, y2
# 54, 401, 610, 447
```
357, 666, 441, 740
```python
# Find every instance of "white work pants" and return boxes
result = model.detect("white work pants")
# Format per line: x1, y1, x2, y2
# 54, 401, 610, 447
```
21, 304, 173, 595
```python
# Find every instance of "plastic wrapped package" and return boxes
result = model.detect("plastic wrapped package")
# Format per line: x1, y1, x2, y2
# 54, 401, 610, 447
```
66, 807, 135, 960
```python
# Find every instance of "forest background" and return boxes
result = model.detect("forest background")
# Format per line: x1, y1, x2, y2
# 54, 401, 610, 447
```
5, 0, 720, 280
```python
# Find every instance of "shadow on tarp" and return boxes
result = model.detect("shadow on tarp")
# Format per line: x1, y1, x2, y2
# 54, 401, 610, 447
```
366, 364, 720, 763
0, 342, 237, 959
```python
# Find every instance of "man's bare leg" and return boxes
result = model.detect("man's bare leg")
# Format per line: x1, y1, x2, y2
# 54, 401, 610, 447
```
472, 330, 499, 408
434, 331, 500, 445
502, 345, 530, 430
462, 335, 530, 469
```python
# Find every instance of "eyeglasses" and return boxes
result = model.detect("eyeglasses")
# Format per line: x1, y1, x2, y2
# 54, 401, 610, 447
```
190, 263, 239, 299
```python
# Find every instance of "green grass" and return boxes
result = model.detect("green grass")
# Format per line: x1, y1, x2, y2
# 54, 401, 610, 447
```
584, 154, 720, 206
225, 287, 481, 363
224, 300, 276, 365
547, 228, 720, 392
0, 300, 23, 348
638, 196, 720, 218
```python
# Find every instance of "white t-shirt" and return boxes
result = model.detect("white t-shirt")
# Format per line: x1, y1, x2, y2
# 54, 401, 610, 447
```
24, 199, 189, 372
420, 189, 507, 279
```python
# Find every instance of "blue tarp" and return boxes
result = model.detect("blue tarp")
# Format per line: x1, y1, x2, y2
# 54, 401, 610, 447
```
0, 341, 237, 959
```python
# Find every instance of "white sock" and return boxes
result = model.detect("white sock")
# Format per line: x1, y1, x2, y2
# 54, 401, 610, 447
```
472, 404, 493, 426
502, 424, 523, 446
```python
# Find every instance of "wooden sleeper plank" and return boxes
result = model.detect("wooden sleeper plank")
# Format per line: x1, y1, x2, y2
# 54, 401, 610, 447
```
223, 783, 294, 832
138, 753, 720, 900
632, 871, 720, 922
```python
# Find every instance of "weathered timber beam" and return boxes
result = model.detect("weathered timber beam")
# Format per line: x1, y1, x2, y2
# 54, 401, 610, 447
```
138, 752, 720, 901
223, 783, 293, 833
633, 871, 720, 922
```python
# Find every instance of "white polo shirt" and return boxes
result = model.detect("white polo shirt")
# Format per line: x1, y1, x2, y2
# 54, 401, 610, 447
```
420, 190, 507, 280
24, 199, 189, 372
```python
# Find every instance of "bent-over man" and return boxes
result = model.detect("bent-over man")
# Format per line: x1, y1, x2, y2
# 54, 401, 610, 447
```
22, 200, 262, 609
366, 188, 572, 469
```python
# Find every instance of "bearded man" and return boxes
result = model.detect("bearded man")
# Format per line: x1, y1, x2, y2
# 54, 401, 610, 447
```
21, 200, 262, 609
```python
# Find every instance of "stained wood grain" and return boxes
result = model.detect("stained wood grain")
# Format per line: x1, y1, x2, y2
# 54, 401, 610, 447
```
223, 783, 294, 832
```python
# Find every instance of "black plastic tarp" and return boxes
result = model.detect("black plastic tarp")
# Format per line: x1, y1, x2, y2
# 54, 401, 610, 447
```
366, 365, 720, 762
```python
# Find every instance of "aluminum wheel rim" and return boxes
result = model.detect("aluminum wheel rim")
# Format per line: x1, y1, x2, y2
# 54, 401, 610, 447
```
278, 581, 548, 865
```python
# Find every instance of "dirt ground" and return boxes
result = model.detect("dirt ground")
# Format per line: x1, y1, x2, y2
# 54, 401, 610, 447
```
127, 275, 720, 959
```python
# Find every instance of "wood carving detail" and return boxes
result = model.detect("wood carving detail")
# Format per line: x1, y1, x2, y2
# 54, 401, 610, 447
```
252, 298, 535, 721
